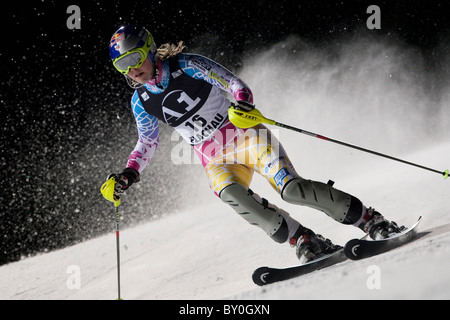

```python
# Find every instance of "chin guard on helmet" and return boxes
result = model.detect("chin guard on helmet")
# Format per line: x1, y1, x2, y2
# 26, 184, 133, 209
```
124, 74, 145, 89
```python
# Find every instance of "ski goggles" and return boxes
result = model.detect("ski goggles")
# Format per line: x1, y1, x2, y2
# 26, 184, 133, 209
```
112, 48, 149, 74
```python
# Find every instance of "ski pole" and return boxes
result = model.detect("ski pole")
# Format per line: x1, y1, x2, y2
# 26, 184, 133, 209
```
114, 201, 122, 300
100, 176, 123, 300
228, 107, 449, 179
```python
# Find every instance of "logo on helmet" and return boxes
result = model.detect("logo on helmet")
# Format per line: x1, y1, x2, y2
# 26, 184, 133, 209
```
110, 32, 125, 48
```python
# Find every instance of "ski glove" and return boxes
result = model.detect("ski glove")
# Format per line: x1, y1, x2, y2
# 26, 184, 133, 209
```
233, 101, 255, 112
107, 168, 140, 199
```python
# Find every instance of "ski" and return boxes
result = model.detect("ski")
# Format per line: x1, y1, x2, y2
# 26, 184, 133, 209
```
252, 248, 347, 286
252, 217, 422, 286
344, 216, 423, 260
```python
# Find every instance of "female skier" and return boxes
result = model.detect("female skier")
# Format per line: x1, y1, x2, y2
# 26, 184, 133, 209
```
103, 25, 404, 263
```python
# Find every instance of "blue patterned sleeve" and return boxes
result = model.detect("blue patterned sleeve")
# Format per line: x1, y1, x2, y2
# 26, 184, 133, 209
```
126, 91, 159, 173
177, 53, 253, 103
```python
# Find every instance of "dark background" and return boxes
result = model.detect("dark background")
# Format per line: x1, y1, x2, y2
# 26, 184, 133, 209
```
1, 0, 449, 265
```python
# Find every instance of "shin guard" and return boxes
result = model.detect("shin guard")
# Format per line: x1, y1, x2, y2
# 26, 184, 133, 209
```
281, 178, 363, 225
219, 183, 299, 243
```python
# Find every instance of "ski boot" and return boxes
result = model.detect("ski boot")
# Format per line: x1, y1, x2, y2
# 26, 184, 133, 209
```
290, 227, 342, 264
359, 207, 406, 240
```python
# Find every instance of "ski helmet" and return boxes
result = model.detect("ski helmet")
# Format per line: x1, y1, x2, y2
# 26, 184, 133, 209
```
109, 25, 157, 74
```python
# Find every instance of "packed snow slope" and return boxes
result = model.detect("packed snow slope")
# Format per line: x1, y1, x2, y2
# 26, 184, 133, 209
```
1, 142, 449, 300
1, 36, 449, 300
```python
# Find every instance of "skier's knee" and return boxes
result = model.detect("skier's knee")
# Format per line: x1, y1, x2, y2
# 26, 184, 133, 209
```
219, 183, 297, 243
281, 178, 363, 225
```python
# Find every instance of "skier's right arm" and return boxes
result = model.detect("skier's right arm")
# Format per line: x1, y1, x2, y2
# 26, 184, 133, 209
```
126, 92, 159, 173
108, 92, 159, 197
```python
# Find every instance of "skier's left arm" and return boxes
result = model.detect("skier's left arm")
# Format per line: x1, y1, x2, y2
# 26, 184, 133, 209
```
178, 53, 254, 110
